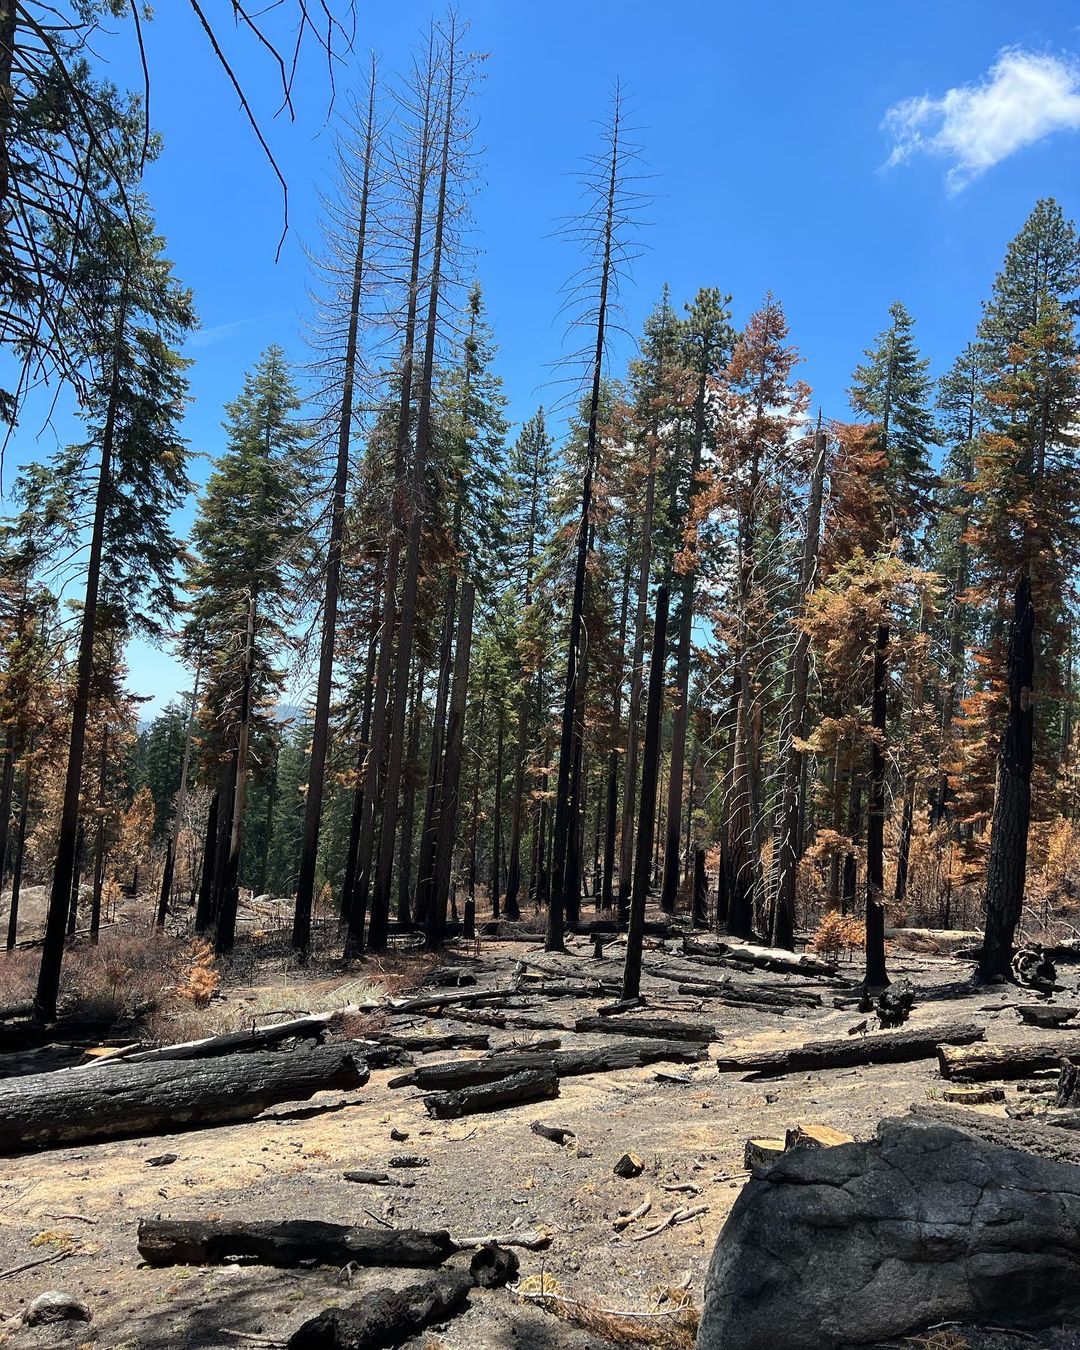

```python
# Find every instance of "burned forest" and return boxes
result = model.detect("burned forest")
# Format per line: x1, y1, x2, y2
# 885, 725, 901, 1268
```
2, 5, 1080, 1349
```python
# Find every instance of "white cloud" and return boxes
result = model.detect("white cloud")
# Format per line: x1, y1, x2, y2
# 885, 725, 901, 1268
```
883, 48, 1080, 190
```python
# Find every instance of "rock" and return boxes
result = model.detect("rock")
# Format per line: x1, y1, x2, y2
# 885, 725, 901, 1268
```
23, 1291, 92, 1326
613, 1151, 644, 1178
698, 1116, 1080, 1350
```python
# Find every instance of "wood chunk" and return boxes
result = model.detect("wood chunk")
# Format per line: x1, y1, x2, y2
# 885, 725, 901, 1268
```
137, 1217, 456, 1268
573, 1015, 715, 1044
716, 1022, 985, 1078
390, 1039, 707, 1091
1057, 1060, 1080, 1109
377, 1032, 489, 1054
287, 1270, 474, 1347
613, 1151, 645, 1178
938, 1035, 1080, 1082
784, 1124, 854, 1151
942, 1085, 1006, 1105
342, 1170, 415, 1188
743, 1138, 785, 1172
1016, 1005, 1078, 1029
530, 1121, 575, 1145
424, 1068, 559, 1119
0, 1044, 370, 1153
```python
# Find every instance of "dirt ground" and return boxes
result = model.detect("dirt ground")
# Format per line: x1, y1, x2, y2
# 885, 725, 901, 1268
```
1, 919, 1079, 1349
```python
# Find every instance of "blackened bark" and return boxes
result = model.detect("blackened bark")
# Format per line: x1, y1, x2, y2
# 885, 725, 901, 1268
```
35, 299, 126, 1020
5, 753, 31, 951
194, 791, 220, 934
427, 582, 475, 948
292, 63, 378, 954
622, 584, 668, 999
865, 622, 889, 989
980, 571, 1036, 981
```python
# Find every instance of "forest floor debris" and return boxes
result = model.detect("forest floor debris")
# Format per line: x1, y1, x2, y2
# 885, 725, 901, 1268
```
2, 917, 1080, 1346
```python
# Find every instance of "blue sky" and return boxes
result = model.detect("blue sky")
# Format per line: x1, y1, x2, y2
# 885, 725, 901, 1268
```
6, 1, 1080, 711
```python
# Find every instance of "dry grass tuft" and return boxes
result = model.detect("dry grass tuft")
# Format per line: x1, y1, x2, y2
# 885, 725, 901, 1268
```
902, 1331, 970, 1350
515, 1274, 699, 1349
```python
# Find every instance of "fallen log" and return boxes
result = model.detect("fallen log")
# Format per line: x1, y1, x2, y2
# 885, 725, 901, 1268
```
391, 1039, 707, 1091
289, 1269, 473, 1349
682, 937, 839, 980
0, 1015, 123, 1055
424, 1068, 558, 1119
715, 1022, 985, 1078
137, 1217, 456, 1268
342, 1170, 415, 1188
938, 1034, 1080, 1082
0, 1044, 370, 1153
697, 1116, 1080, 1350
437, 1008, 571, 1033
96, 1013, 340, 1065
376, 1031, 489, 1054
381, 986, 523, 1015
647, 965, 821, 1007
573, 1014, 715, 1043
1016, 1005, 1077, 1029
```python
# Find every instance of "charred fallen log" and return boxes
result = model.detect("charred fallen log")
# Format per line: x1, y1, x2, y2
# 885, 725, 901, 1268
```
391, 1039, 707, 1091
138, 1217, 456, 1268
423, 1068, 559, 1119
715, 1022, 985, 1078
0, 1044, 370, 1153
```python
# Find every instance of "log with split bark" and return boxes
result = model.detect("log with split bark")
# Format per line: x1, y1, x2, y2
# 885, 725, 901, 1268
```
390, 1039, 707, 1091
938, 1035, 1080, 1082
715, 1022, 985, 1078
287, 1245, 520, 1349
646, 964, 822, 1008
0, 1044, 370, 1153
573, 1015, 716, 1043
437, 1008, 572, 1033
96, 1012, 342, 1065
423, 1068, 559, 1119
375, 1031, 490, 1054
290, 1270, 472, 1348
138, 1217, 457, 1268
681, 937, 840, 979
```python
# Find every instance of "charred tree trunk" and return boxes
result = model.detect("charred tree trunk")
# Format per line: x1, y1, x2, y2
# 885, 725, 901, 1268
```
216, 593, 256, 956
370, 42, 458, 955
772, 428, 826, 949
427, 582, 475, 949
548, 102, 622, 953
622, 583, 669, 1000
90, 733, 107, 944
292, 62, 378, 955
340, 569, 382, 923
397, 662, 425, 926
492, 701, 507, 920
5, 752, 31, 951
194, 791, 220, 933
980, 570, 1036, 981
865, 622, 890, 989
35, 297, 127, 1021
619, 449, 658, 923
